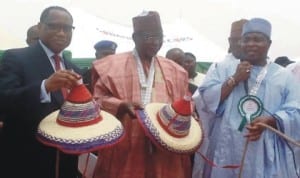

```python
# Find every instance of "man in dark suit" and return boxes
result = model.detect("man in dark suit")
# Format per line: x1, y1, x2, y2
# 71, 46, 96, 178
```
0, 6, 81, 178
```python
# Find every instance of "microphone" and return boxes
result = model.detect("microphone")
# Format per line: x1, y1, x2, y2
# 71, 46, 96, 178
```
240, 54, 249, 94
244, 77, 249, 95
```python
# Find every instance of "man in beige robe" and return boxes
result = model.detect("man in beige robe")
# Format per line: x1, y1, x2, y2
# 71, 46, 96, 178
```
92, 11, 191, 178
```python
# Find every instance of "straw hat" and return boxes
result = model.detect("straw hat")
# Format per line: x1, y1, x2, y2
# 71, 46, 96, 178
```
36, 84, 124, 154
136, 95, 203, 154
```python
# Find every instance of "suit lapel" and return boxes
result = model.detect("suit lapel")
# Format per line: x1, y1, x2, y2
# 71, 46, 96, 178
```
31, 44, 64, 106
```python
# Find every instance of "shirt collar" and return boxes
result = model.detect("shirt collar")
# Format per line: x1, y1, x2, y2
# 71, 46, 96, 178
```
38, 40, 63, 59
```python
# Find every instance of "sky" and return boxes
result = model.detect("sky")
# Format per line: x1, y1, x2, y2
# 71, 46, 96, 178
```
1, 0, 300, 61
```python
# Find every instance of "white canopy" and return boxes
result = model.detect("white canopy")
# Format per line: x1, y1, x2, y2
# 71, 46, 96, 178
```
68, 8, 226, 62
1, 0, 300, 62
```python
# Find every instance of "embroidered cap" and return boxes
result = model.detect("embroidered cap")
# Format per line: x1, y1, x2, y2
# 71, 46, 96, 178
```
242, 18, 272, 39
132, 11, 163, 33
230, 19, 248, 37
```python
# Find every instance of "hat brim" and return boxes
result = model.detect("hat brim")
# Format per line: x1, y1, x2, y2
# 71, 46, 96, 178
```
136, 103, 203, 154
37, 110, 124, 154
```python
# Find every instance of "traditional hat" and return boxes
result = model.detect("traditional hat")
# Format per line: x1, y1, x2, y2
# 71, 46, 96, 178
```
242, 18, 272, 39
230, 19, 248, 37
36, 84, 124, 154
94, 40, 117, 51
132, 11, 163, 33
136, 95, 203, 154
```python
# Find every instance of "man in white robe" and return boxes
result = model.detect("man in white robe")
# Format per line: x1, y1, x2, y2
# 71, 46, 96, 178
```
193, 19, 248, 178
286, 61, 300, 176
193, 18, 300, 178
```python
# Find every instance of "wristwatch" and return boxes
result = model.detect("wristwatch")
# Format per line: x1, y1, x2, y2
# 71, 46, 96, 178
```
226, 76, 236, 87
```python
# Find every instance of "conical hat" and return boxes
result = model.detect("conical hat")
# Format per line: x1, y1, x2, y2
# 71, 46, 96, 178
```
136, 95, 203, 154
37, 84, 124, 154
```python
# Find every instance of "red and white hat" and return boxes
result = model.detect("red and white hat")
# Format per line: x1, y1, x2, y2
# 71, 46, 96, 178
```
136, 95, 203, 154
37, 84, 124, 154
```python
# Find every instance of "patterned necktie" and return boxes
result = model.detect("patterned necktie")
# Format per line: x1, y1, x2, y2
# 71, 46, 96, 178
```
53, 54, 68, 99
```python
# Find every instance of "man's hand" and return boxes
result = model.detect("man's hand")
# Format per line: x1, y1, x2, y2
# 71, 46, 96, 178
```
45, 70, 81, 92
232, 61, 252, 83
245, 116, 277, 141
116, 102, 144, 120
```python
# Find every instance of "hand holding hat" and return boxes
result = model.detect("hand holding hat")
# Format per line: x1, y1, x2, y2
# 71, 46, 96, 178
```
45, 70, 82, 93
37, 84, 125, 154
116, 102, 144, 120
136, 95, 203, 154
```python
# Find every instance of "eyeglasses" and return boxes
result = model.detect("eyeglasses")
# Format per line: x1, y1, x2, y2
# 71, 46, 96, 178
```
136, 32, 163, 42
240, 33, 270, 44
44, 23, 75, 33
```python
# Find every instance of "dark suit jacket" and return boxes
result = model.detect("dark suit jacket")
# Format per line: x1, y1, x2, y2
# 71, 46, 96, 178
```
0, 43, 81, 178
82, 68, 93, 92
